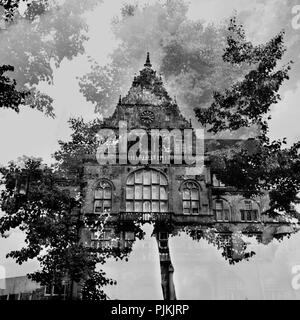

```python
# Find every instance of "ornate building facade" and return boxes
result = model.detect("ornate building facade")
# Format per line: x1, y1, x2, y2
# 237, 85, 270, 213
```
77, 53, 298, 300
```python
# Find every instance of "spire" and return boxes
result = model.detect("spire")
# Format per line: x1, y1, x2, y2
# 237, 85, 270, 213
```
118, 95, 122, 105
144, 52, 152, 68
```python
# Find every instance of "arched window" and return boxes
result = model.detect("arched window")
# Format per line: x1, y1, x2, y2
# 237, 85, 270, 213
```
94, 180, 112, 214
126, 169, 168, 213
213, 198, 231, 221
182, 181, 200, 214
240, 199, 260, 222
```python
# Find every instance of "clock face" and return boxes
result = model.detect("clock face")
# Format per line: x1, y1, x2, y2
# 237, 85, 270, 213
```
140, 110, 155, 125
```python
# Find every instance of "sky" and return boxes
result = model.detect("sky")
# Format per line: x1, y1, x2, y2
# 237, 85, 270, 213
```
0, 0, 300, 297
0, 0, 299, 166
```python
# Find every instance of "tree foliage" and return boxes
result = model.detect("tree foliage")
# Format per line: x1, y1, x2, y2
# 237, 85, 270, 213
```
0, 0, 102, 116
53, 117, 102, 178
0, 65, 29, 112
78, 0, 246, 120
0, 157, 130, 300
198, 17, 300, 217
196, 17, 292, 135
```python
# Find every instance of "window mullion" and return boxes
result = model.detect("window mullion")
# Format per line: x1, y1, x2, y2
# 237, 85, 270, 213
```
190, 188, 192, 214
150, 179, 152, 212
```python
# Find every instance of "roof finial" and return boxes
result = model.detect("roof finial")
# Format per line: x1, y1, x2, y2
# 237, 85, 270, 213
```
144, 52, 152, 68
118, 95, 122, 105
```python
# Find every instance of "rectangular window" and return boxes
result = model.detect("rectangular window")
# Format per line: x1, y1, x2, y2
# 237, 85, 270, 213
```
95, 189, 103, 199
224, 209, 230, 221
160, 187, 168, 200
143, 171, 151, 185
135, 201, 142, 213
143, 201, 151, 213
125, 232, 135, 241
183, 201, 190, 214
216, 210, 222, 221
45, 285, 52, 296
241, 210, 246, 221
135, 185, 143, 199
103, 188, 111, 199
160, 201, 168, 212
53, 285, 64, 296
152, 201, 159, 212
245, 201, 252, 210
94, 200, 103, 213
247, 210, 252, 221
143, 186, 151, 199
252, 210, 258, 221
183, 189, 190, 200
101, 230, 111, 240
126, 187, 134, 199
103, 200, 111, 213
192, 201, 199, 213
152, 186, 159, 199
191, 189, 199, 200
126, 201, 134, 212
215, 201, 223, 211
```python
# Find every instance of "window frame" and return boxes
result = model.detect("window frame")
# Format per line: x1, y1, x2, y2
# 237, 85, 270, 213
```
125, 169, 169, 214
93, 180, 113, 214
181, 180, 201, 215
240, 199, 260, 222
213, 198, 231, 221
44, 284, 67, 297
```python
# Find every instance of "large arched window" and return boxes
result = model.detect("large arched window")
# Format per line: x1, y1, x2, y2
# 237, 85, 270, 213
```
181, 181, 200, 214
126, 169, 168, 213
239, 199, 260, 222
213, 198, 231, 221
94, 180, 113, 214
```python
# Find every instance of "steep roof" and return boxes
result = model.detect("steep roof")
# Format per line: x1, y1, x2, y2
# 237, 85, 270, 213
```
121, 52, 172, 105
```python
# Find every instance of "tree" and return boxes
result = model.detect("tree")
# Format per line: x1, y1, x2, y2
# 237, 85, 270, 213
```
0, 0, 29, 21
53, 117, 102, 178
0, 0, 103, 116
78, 0, 247, 121
0, 65, 29, 112
0, 157, 132, 300
197, 17, 300, 217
